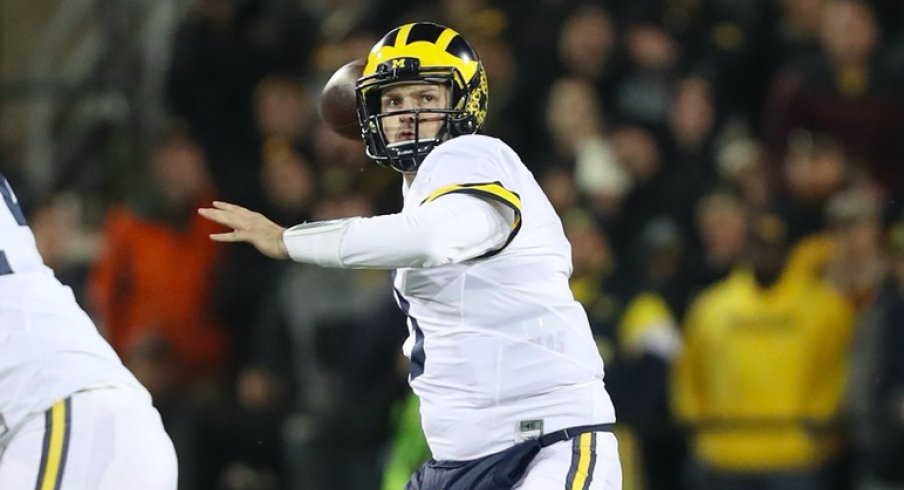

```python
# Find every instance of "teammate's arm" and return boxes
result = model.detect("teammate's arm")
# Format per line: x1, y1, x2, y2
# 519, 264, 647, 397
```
198, 194, 515, 268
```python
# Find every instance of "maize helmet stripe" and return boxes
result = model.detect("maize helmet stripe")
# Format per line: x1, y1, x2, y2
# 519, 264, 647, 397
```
435, 28, 458, 51
395, 23, 414, 47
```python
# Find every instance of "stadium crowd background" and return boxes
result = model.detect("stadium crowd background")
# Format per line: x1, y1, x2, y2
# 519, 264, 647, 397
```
2, 0, 904, 489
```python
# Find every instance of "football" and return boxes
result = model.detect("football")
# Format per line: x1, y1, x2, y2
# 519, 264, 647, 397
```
319, 58, 366, 140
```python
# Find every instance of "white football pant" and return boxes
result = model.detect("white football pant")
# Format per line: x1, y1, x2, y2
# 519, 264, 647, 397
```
515, 432, 622, 490
0, 386, 177, 490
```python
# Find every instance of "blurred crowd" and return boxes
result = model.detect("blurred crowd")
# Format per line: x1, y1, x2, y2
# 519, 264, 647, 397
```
3, 0, 904, 489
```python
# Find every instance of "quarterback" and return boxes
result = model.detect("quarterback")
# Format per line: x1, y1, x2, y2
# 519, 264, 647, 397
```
200, 22, 621, 490
0, 173, 177, 489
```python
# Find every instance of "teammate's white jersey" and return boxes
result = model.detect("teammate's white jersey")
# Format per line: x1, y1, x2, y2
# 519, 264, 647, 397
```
0, 173, 145, 442
394, 135, 616, 461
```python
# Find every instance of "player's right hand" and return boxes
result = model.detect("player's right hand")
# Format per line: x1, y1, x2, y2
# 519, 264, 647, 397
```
198, 201, 289, 260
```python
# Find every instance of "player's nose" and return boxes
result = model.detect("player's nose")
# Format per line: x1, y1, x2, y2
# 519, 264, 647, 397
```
397, 107, 416, 123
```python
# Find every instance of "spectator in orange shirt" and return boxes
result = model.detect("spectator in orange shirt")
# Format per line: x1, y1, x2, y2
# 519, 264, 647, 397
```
88, 125, 229, 399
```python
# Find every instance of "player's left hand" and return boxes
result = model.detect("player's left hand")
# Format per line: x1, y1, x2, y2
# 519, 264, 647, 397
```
198, 201, 289, 259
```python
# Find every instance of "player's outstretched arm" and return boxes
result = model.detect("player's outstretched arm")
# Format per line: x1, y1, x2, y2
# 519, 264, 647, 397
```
198, 201, 289, 260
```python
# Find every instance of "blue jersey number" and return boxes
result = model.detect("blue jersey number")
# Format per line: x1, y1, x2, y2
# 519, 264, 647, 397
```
0, 251, 10, 275
0, 174, 27, 226
394, 288, 426, 380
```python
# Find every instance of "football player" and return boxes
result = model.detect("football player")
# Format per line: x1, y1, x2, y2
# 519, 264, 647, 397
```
199, 22, 621, 489
0, 173, 177, 489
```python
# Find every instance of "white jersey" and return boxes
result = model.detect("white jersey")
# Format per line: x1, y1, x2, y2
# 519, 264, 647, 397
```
0, 173, 144, 442
394, 135, 616, 460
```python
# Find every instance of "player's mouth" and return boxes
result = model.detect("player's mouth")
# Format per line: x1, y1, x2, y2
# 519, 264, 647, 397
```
397, 130, 417, 141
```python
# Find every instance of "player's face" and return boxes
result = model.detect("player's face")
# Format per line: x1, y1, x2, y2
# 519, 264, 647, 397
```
380, 83, 450, 144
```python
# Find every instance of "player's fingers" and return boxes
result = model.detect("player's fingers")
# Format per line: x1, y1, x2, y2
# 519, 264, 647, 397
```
212, 201, 246, 212
198, 208, 242, 229
209, 232, 243, 242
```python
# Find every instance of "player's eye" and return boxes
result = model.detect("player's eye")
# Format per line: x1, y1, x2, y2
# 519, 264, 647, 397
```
382, 96, 402, 110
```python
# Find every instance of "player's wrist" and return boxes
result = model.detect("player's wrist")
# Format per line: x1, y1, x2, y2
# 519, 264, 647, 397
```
276, 229, 289, 259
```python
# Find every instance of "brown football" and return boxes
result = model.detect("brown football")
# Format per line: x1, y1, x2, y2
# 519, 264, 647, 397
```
319, 58, 366, 140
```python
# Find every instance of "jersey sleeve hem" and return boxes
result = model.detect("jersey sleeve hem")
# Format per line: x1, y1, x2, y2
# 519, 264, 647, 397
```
420, 181, 522, 258
283, 218, 356, 267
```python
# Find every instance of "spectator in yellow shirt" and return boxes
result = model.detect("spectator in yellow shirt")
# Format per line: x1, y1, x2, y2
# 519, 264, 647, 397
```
672, 213, 855, 490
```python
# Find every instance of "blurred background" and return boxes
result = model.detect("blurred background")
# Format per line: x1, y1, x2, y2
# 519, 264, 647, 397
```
2, 0, 904, 489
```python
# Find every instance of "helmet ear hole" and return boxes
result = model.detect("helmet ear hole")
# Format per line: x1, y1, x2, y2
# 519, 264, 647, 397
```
451, 117, 475, 136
